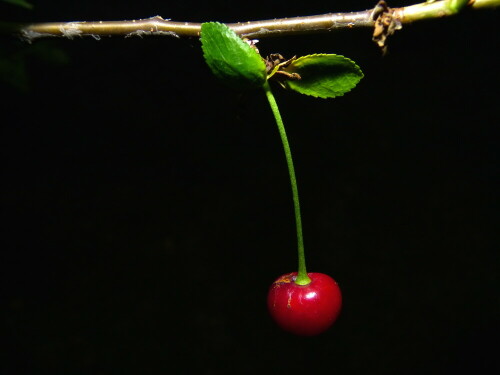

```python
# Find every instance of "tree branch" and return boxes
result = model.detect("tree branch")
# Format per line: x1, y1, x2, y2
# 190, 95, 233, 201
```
10, 0, 499, 43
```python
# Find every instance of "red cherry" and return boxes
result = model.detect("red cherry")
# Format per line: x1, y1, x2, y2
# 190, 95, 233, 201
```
267, 272, 342, 336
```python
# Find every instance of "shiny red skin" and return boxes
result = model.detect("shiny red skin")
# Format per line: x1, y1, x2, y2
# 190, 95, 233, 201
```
267, 272, 342, 336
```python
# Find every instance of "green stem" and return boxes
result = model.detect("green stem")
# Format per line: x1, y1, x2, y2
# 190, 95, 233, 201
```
263, 81, 311, 286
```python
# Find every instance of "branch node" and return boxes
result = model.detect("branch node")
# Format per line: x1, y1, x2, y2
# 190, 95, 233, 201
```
371, 1, 402, 54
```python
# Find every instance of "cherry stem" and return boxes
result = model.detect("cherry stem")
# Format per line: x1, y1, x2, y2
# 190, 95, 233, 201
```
263, 81, 311, 286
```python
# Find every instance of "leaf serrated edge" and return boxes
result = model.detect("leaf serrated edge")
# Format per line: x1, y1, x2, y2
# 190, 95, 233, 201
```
200, 22, 267, 87
201, 22, 265, 66
283, 53, 363, 99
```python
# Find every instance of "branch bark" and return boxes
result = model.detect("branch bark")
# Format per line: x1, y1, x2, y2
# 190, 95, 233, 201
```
10, 0, 499, 43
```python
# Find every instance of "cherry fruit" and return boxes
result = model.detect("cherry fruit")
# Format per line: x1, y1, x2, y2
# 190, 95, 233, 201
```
268, 272, 342, 336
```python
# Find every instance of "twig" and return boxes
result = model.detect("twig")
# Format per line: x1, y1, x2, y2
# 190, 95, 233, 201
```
10, 0, 499, 43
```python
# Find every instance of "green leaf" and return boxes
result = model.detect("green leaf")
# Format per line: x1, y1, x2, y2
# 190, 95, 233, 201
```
200, 22, 267, 89
2, 0, 33, 10
282, 54, 363, 99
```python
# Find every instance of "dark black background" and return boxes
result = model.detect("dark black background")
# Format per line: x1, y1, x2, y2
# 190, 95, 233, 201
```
1, 1, 498, 374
